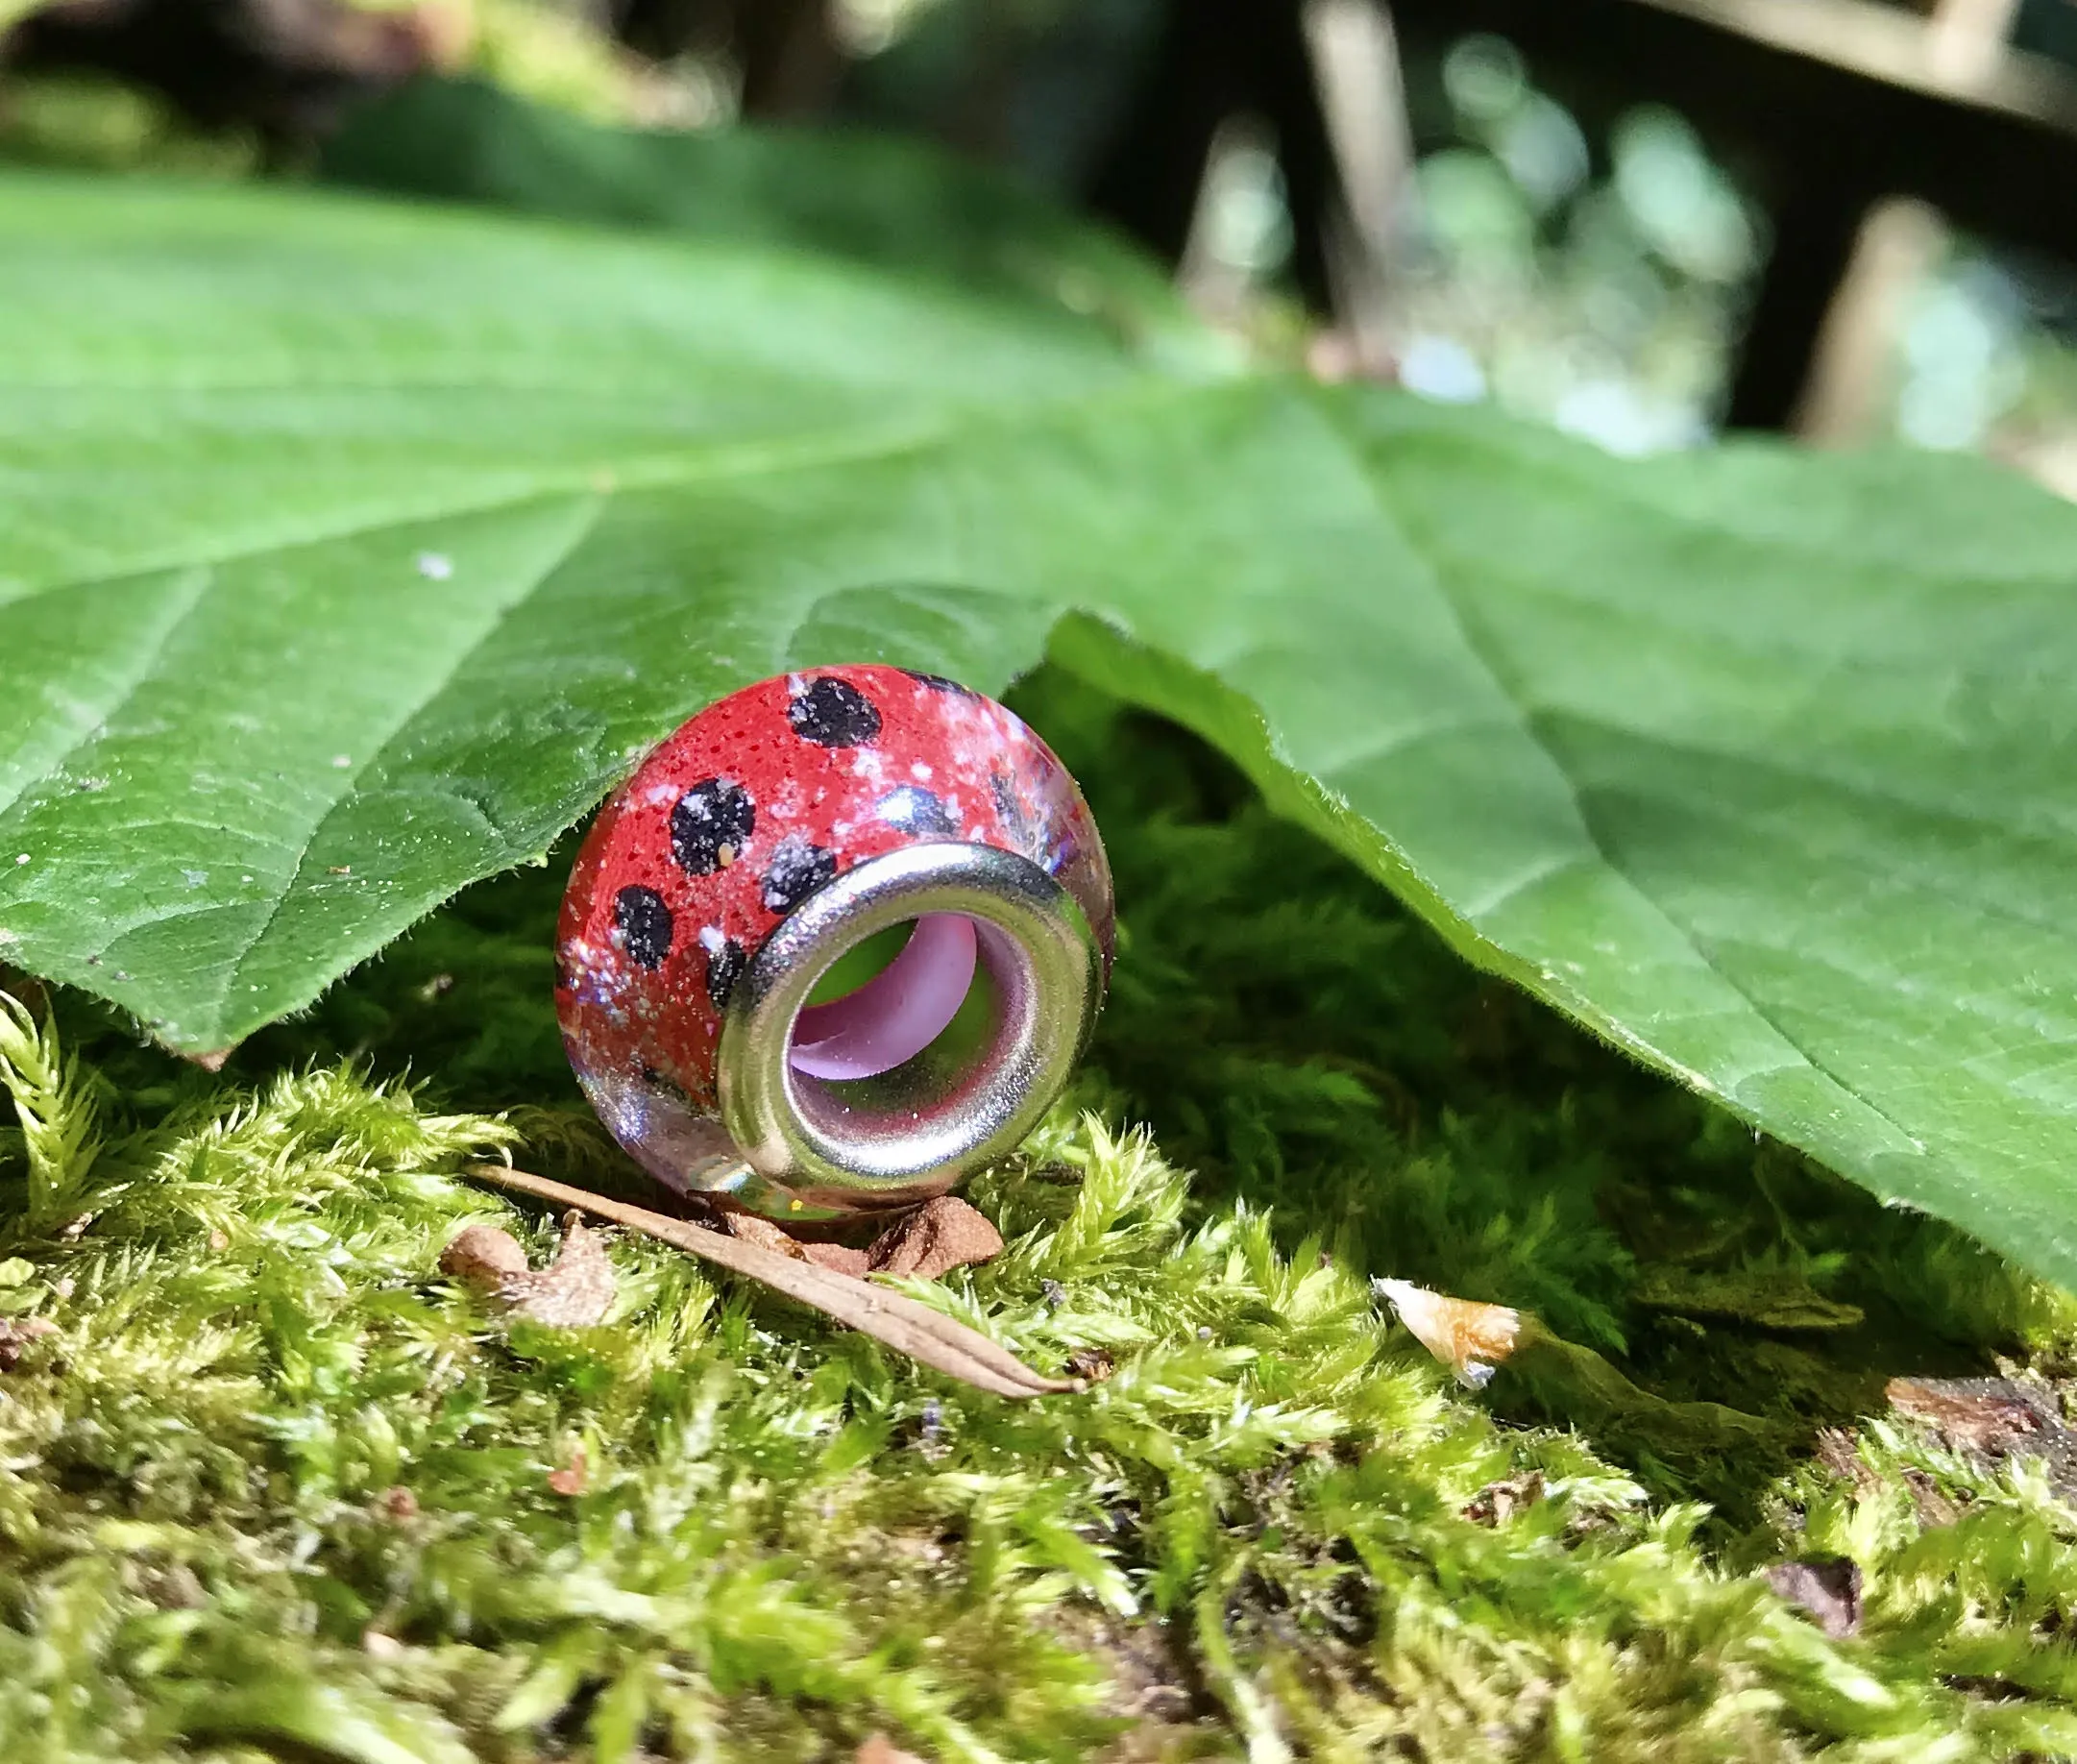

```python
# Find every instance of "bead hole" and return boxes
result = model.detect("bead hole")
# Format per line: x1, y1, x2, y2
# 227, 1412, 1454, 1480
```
787, 914, 981, 1081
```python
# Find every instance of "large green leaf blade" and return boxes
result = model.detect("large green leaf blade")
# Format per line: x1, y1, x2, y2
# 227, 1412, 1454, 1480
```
6, 172, 2077, 1290
1323, 389, 2077, 1285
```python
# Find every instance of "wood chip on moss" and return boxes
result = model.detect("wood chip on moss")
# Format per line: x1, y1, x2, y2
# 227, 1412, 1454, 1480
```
439, 1211, 616, 1328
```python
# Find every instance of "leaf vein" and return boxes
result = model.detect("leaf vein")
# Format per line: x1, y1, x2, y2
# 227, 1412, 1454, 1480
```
206, 493, 607, 1033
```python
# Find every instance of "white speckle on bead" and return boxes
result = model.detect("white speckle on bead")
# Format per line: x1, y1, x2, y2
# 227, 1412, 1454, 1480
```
331, 755, 353, 770
416, 551, 453, 580
910, 761, 933, 781
698, 925, 725, 954
12, 853, 27, 866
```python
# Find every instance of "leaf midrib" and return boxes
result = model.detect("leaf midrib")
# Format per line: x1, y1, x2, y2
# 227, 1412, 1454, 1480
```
0, 567, 214, 827
207, 494, 609, 1035
2, 374, 1210, 613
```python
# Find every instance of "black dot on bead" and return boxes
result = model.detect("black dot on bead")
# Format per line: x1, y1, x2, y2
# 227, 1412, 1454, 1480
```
787, 675, 882, 747
704, 938, 746, 1010
875, 783, 958, 838
612, 885, 674, 970
760, 833, 839, 914
642, 1064, 698, 1107
990, 769, 1051, 862
991, 767, 1035, 835
671, 778, 756, 877
900, 669, 975, 698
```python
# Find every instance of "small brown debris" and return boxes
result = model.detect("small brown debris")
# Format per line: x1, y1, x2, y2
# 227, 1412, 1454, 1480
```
440, 1224, 530, 1288
855, 1736, 924, 1764
1887, 1378, 2048, 1458
206, 1229, 229, 1253
440, 1214, 616, 1328
506, 1213, 616, 1328
1463, 1470, 1544, 1527
723, 1197, 1002, 1282
0, 1316, 58, 1370
184, 1047, 233, 1074
801, 1240, 872, 1277
1903, 1469, 1964, 1530
1883, 1377, 2077, 1507
1812, 1427, 1965, 1525
328, 866, 353, 876
867, 1195, 1004, 1280
415, 972, 455, 1002
1766, 1556, 1864, 1638
379, 1485, 419, 1522
1064, 1346, 1115, 1384
1374, 1279, 1522, 1388
1812, 1427, 1886, 1501
548, 1444, 588, 1497
362, 1628, 404, 1658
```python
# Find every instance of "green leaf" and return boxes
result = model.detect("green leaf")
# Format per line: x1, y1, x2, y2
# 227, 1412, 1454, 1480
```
318, 77, 1222, 374
1325, 391, 2077, 1299
4, 169, 2077, 1294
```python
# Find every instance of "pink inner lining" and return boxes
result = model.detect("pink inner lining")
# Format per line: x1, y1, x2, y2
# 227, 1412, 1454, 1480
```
787, 914, 979, 1081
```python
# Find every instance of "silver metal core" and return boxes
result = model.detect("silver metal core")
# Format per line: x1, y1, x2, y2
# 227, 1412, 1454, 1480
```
715, 842, 1104, 1216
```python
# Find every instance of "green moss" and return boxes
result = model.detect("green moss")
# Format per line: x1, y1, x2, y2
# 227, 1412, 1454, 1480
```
4, 672, 2077, 1760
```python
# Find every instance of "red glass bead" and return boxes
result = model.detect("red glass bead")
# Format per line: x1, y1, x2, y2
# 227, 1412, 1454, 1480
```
555, 666, 1112, 1216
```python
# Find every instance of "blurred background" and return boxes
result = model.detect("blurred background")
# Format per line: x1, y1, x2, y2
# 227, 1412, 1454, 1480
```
6, 0, 2077, 488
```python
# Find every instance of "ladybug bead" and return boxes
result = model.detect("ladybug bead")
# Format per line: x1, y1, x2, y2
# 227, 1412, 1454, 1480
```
556, 666, 1113, 1219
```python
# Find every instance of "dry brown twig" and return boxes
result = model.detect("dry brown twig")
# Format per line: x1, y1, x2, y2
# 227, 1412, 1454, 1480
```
464, 1164, 1078, 1400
